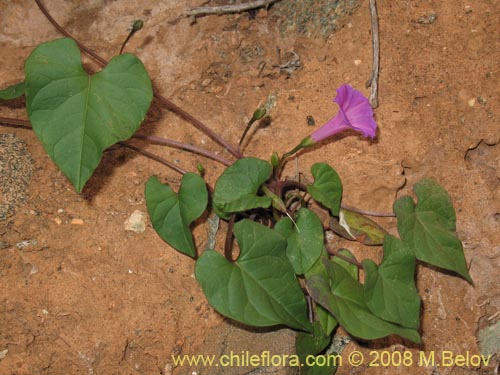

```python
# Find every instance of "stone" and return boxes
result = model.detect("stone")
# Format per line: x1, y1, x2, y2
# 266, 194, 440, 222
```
124, 210, 147, 233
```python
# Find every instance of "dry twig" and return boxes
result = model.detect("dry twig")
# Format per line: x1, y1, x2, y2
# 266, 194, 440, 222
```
186, 0, 281, 17
366, 0, 380, 108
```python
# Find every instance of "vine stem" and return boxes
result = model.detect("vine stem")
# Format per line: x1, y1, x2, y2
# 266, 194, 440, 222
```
120, 143, 187, 175
326, 248, 363, 269
0, 117, 232, 167
34, 0, 242, 159
133, 134, 232, 166
224, 214, 236, 261
279, 180, 395, 217
0, 117, 31, 129
0, 117, 189, 175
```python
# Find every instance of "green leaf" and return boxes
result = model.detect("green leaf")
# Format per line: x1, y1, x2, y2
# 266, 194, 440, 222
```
363, 235, 420, 329
274, 217, 294, 239
329, 209, 388, 245
307, 163, 342, 216
145, 174, 208, 258
296, 322, 337, 375
307, 262, 421, 343
213, 157, 272, 219
25, 38, 153, 192
195, 219, 312, 332
305, 251, 338, 337
394, 179, 472, 283
287, 208, 324, 275
331, 249, 358, 280
0, 81, 25, 100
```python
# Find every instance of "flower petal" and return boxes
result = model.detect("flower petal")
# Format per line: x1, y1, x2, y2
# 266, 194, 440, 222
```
337, 85, 377, 138
309, 84, 377, 143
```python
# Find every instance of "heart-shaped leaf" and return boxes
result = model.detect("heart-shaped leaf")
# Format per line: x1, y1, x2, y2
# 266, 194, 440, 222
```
213, 157, 272, 219
307, 261, 421, 343
195, 219, 312, 332
0, 81, 25, 100
329, 208, 388, 245
394, 179, 472, 283
145, 174, 208, 258
363, 235, 420, 329
307, 163, 342, 216
25, 38, 153, 192
274, 217, 294, 239
287, 208, 324, 275
296, 322, 337, 375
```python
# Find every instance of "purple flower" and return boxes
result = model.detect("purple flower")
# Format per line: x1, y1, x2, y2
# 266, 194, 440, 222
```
310, 84, 377, 142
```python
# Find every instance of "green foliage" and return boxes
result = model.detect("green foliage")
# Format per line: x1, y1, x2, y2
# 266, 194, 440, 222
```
305, 251, 338, 337
331, 249, 358, 279
0, 81, 25, 100
213, 157, 272, 219
195, 219, 312, 332
25, 38, 152, 192
307, 163, 342, 216
394, 178, 472, 282
307, 261, 421, 343
285, 208, 324, 275
145, 174, 208, 257
296, 322, 337, 375
363, 235, 420, 329
329, 208, 388, 245
0, 35, 473, 361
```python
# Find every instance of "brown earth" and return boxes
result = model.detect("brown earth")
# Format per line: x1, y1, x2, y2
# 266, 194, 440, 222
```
1, 1, 499, 374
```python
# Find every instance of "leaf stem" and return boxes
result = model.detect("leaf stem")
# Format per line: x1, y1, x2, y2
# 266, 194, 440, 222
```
0, 130, 189, 177
133, 133, 233, 166
279, 180, 395, 217
119, 143, 187, 175
119, 20, 143, 55
0, 117, 233, 167
34, 0, 243, 159
0, 117, 31, 129
238, 107, 266, 147
224, 214, 236, 261
327, 247, 363, 269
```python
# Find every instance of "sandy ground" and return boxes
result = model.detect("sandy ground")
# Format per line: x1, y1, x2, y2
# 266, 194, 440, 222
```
1, 1, 499, 374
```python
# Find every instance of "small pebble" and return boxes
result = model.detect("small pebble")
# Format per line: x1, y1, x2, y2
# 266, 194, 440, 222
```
0, 349, 8, 360
467, 98, 476, 107
477, 96, 487, 105
54, 218, 62, 225
418, 12, 438, 24
30, 265, 39, 275
201, 78, 212, 87
16, 239, 37, 249
71, 218, 84, 225
306, 115, 315, 126
354, 59, 362, 66
124, 210, 147, 233
464, 5, 472, 13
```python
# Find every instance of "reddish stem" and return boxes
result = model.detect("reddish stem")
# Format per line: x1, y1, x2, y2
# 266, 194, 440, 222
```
326, 248, 363, 269
132, 133, 232, 166
119, 143, 187, 175
0, 117, 232, 167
